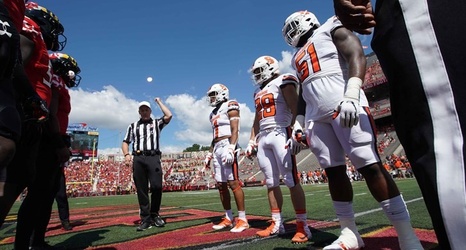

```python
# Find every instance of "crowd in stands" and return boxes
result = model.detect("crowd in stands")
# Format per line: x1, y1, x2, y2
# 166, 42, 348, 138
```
376, 124, 397, 155
384, 154, 414, 179
363, 60, 387, 89
61, 131, 413, 197
298, 168, 328, 185
369, 99, 391, 119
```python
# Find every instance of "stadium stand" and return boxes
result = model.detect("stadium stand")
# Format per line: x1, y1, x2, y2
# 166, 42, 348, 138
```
60, 53, 416, 197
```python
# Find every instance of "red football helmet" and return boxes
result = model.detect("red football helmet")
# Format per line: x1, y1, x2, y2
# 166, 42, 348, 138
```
49, 53, 81, 88
25, 2, 66, 51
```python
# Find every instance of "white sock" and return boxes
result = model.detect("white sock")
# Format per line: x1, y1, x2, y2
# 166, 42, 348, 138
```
380, 195, 418, 242
238, 210, 246, 222
380, 195, 410, 221
272, 211, 282, 223
333, 200, 358, 233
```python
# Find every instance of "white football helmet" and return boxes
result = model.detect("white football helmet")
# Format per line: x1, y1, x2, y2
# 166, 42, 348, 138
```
282, 10, 320, 47
250, 56, 280, 86
207, 83, 229, 107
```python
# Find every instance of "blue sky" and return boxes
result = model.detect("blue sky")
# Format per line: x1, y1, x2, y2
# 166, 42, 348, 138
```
36, 0, 373, 155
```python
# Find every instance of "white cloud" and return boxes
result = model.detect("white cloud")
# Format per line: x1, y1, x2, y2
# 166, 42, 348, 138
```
165, 93, 256, 149
278, 50, 295, 75
69, 85, 141, 131
98, 147, 122, 156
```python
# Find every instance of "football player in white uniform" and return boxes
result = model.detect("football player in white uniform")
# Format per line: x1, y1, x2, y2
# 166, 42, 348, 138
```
246, 56, 311, 244
204, 83, 249, 233
282, 11, 422, 250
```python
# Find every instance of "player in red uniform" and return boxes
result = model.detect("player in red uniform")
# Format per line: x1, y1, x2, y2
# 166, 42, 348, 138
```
30, 53, 81, 245
0, 0, 23, 198
0, 0, 41, 199
0, 0, 50, 226
0, 2, 68, 249
51, 53, 81, 231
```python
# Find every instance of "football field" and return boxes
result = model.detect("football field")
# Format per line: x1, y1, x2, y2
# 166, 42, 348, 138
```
0, 178, 438, 249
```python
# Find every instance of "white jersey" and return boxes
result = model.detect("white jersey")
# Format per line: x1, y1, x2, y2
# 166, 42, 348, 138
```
209, 100, 240, 140
292, 16, 368, 122
254, 73, 298, 130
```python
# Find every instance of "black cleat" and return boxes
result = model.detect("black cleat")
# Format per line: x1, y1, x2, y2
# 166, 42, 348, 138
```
61, 220, 73, 231
136, 221, 152, 231
151, 214, 166, 227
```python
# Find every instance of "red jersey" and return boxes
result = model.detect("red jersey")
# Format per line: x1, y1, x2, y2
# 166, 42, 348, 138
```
51, 74, 71, 135
3, 0, 26, 31
22, 16, 53, 106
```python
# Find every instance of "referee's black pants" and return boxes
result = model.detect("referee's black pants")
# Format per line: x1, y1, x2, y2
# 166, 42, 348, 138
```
372, 0, 466, 249
132, 154, 163, 223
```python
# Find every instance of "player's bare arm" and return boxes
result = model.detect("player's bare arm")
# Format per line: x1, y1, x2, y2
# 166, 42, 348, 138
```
228, 109, 240, 145
246, 117, 260, 159
281, 83, 299, 126
332, 27, 366, 80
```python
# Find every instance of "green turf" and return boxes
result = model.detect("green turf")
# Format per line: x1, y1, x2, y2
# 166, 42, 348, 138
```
0, 178, 433, 249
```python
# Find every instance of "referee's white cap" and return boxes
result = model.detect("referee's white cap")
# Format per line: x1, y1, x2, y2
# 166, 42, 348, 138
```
138, 101, 151, 109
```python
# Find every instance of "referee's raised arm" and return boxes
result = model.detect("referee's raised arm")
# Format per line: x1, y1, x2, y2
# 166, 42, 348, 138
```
154, 97, 172, 124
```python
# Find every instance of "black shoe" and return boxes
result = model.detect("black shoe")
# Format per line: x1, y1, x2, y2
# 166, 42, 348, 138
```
61, 221, 73, 231
136, 221, 152, 231
151, 215, 166, 227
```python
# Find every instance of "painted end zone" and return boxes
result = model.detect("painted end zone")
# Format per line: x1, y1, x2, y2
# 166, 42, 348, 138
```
0, 205, 438, 249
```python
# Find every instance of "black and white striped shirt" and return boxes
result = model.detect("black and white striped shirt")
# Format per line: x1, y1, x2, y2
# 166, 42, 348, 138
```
123, 118, 167, 152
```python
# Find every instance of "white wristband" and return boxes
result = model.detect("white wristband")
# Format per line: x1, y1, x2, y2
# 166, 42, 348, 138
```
344, 77, 362, 101
295, 115, 305, 130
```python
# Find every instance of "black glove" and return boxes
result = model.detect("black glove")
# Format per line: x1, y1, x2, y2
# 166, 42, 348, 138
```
23, 94, 49, 123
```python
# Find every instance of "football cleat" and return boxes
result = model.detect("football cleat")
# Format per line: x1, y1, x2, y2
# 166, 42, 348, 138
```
136, 221, 152, 232
212, 217, 233, 230
323, 227, 365, 250
256, 219, 285, 237
291, 220, 312, 244
230, 218, 249, 233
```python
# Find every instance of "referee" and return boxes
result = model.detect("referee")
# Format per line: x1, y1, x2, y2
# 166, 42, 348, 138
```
122, 97, 172, 231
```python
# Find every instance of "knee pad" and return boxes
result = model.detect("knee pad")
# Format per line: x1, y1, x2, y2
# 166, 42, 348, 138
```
350, 144, 379, 169
282, 176, 296, 188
